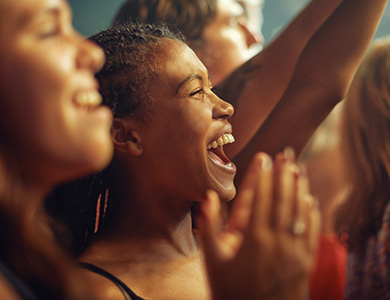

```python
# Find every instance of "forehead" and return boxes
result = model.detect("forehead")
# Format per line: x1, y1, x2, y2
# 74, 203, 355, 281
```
0, 0, 67, 27
218, 0, 244, 17
154, 39, 209, 86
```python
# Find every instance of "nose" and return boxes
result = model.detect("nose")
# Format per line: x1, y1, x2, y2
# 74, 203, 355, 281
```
239, 21, 264, 48
75, 34, 105, 72
212, 93, 234, 120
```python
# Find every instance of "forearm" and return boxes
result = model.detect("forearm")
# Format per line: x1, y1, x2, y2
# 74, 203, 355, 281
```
294, 0, 388, 96
217, 0, 341, 158
232, 0, 388, 185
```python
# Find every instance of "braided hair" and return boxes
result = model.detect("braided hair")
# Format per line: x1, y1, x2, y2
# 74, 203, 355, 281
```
46, 22, 186, 257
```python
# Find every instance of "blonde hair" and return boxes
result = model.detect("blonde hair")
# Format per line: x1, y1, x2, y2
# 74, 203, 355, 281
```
336, 36, 390, 255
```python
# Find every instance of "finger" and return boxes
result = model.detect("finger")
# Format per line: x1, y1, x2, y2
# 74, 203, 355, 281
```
248, 153, 273, 229
275, 146, 295, 163
291, 166, 309, 234
276, 159, 298, 231
197, 190, 223, 265
272, 148, 297, 230
305, 196, 321, 254
229, 153, 263, 231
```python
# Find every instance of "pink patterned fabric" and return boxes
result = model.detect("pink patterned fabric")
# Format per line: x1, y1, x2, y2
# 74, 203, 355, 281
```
345, 202, 390, 299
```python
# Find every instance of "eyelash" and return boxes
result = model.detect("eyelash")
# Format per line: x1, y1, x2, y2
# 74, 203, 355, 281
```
190, 89, 203, 96
39, 26, 60, 39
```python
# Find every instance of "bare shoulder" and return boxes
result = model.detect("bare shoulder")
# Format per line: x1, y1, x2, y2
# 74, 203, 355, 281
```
77, 267, 127, 300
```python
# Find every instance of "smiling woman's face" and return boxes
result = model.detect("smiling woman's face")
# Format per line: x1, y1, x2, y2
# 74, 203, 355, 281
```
0, 0, 113, 185
134, 39, 237, 201
195, 0, 264, 85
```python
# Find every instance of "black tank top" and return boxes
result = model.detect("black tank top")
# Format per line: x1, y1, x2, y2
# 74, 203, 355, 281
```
79, 262, 145, 300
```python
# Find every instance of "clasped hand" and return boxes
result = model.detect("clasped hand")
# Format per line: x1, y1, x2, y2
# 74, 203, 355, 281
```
197, 149, 320, 300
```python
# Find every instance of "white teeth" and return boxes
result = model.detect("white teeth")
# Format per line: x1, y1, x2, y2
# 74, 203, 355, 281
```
223, 135, 229, 144
207, 133, 235, 150
74, 91, 102, 107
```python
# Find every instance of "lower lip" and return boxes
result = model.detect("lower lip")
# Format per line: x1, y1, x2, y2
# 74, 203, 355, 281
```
207, 150, 237, 174
90, 105, 112, 120
75, 103, 113, 130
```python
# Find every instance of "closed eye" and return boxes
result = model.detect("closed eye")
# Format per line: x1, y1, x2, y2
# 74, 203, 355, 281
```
39, 26, 60, 39
189, 89, 203, 96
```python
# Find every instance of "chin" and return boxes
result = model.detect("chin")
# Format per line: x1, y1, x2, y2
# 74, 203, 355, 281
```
87, 145, 114, 173
218, 186, 237, 202
63, 144, 113, 182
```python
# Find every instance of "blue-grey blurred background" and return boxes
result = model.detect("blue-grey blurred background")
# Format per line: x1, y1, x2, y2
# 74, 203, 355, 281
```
69, 0, 389, 44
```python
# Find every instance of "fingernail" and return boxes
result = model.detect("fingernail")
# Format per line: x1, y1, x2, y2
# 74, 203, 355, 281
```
289, 164, 300, 175
283, 146, 295, 161
261, 156, 273, 171
305, 195, 319, 209
298, 164, 307, 176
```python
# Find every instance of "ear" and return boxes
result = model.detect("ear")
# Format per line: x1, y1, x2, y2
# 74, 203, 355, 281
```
111, 118, 143, 156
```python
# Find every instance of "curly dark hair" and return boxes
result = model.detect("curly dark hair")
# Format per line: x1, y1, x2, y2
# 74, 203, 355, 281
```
45, 22, 186, 257
112, 0, 217, 47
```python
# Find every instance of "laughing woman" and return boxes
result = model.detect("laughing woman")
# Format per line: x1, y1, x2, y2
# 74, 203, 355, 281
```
0, 1, 320, 299
46, 0, 389, 298
0, 0, 113, 298
47, 22, 319, 300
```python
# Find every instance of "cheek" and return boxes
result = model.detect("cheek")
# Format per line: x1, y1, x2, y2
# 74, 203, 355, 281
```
10, 59, 68, 141
155, 103, 211, 167
218, 28, 249, 60
201, 29, 248, 83
0, 49, 112, 180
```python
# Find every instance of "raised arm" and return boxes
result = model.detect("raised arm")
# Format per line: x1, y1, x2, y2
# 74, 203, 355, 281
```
233, 0, 388, 185
214, 0, 342, 158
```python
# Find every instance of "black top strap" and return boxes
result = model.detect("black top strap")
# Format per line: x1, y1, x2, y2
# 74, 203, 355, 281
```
79, 262, 145, 300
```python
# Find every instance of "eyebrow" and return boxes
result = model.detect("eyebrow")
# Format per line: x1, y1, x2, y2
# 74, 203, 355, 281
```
18, 2, 68, 28
176, 74, 207, 94
230, 2, 245, 18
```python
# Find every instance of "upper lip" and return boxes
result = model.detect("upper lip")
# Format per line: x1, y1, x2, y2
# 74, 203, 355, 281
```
207, 125, 234, 149
75, 77, 100, 92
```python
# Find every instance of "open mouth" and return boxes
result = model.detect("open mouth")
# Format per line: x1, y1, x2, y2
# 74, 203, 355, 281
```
73, 90, 103, 110
207, 133, 236, 170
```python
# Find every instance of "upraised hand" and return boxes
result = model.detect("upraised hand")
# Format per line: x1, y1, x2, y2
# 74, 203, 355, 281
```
197, 149, 320, 300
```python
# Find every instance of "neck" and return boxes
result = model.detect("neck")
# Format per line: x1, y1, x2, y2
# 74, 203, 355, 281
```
18, 177, 52, 216
92, 166, 200, 260
3, 164, 51, 214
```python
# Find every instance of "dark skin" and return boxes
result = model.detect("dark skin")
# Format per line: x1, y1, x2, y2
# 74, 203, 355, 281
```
78, 0, 388, 299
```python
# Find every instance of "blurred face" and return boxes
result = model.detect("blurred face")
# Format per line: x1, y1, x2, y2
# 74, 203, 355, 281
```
0, 0, 113, 185
138, 39, 237, 201
196, 0, 264, 84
